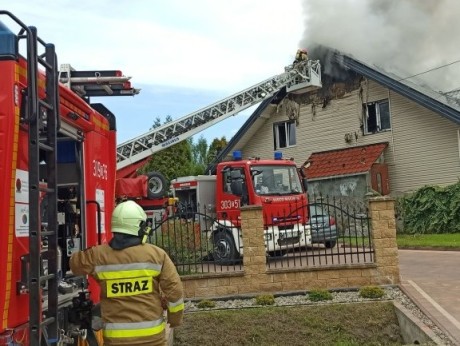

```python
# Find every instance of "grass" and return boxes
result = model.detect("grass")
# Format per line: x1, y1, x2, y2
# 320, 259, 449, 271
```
340, 233, 460, 249
396, 233, 460, 249
174, 302, 403, 346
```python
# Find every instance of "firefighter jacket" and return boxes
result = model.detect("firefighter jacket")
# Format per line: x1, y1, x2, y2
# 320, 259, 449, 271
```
70, 243, 184, 346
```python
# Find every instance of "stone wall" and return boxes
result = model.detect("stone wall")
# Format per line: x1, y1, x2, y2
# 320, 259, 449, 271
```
182, 197, 399, 299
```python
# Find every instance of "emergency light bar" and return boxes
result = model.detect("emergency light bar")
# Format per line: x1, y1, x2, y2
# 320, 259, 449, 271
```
0, 20, 18, 60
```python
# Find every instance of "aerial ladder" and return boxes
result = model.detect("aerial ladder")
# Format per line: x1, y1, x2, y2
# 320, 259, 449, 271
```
115, 59, 322, 172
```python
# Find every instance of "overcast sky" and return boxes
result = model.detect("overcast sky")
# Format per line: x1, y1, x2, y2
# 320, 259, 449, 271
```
3, 1, 305, 144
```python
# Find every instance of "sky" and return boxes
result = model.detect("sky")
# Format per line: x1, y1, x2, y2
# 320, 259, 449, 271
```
3, 0, 459, 147
2, 1, 305, 145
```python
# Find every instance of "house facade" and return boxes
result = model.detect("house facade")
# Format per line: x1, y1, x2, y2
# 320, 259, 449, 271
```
214, 53, 460, 197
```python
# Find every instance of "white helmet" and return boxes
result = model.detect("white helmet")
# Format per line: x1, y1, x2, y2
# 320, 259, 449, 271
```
111, 200, 147, 236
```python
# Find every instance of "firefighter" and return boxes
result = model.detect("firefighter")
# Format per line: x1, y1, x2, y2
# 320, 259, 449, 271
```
70, 200, 184, 346
293, 48, 308, 64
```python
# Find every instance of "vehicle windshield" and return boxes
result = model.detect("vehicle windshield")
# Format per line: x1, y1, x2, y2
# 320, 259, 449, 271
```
251, 165, 303, 195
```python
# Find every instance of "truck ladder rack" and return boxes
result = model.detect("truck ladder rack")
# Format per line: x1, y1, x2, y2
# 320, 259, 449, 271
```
59, 63, 141, 98
0, 10, 61, 345
116, 60, 322, 170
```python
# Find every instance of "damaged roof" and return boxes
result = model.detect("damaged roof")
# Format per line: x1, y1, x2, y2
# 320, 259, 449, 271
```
207, 50, 460, 172
337, 53, 460, 125
303, 142, 388, 180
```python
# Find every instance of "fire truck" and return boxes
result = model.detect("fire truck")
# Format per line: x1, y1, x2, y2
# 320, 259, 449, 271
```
0, 11, 138, 345
0, 10, 321, 346
170, 151, 314, 264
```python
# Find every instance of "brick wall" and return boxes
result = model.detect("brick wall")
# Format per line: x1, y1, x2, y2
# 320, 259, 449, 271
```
182, 197, 399, 299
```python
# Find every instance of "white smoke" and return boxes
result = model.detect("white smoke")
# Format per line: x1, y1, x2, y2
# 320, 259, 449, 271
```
300, 0, 460, 92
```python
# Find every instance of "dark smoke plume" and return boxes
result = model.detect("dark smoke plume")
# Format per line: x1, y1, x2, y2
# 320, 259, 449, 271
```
300, 0, 460, 92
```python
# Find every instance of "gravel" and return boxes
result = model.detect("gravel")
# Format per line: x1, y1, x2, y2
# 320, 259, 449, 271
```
184, 286, 455, 345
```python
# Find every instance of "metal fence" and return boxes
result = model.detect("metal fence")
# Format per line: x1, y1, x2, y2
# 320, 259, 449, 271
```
147, 195, 374, 275
265, 195, 374, 269
147, 207, 244, 275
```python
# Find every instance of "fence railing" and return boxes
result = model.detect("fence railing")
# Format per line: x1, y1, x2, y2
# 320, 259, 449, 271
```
148, 208, 244, 275
265, 196, 374, 269
147, 195, 373, 275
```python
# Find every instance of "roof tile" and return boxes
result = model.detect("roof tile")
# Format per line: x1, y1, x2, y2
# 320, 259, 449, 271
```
304, 143, 388, 179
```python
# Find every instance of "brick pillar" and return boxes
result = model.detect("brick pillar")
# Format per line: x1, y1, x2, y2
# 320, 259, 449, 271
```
369, 196, 400, 284
240, 205, 266, 276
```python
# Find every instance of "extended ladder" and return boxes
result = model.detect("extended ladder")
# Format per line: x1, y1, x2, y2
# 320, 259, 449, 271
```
115, 60, 322, 170
2, 11, 60, 345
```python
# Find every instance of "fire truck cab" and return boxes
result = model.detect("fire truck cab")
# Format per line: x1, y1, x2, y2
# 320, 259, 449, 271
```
171, 151, 312, 264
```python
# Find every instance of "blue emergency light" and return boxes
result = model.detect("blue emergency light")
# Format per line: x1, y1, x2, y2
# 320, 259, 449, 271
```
274, 151, 283, 160
0, 21, 18, 60
233, 150, 242, 161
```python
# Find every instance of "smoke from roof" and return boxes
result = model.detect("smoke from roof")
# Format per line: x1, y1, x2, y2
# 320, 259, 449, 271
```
299, 0, 460, 92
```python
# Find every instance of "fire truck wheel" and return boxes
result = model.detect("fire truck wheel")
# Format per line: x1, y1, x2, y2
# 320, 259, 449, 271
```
213, 231, 238, 264
146, 172, 167, 199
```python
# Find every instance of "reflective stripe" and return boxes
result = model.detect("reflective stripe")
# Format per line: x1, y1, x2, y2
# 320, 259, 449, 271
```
104, 319, 165, 338
95, 263, 162, 280
168, 298, 185, 313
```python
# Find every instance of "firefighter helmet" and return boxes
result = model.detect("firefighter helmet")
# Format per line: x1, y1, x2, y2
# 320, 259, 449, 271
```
111, 200, 147, 236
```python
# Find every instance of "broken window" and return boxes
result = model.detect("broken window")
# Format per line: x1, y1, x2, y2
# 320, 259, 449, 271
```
363, 100, 391, 134
273, 121, 296, 149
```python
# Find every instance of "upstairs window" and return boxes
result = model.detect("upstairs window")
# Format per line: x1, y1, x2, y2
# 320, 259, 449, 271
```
363, 100, 391, 134
273, 121, 296, 149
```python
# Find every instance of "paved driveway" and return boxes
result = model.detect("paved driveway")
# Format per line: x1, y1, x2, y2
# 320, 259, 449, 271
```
398, 249, 460, 344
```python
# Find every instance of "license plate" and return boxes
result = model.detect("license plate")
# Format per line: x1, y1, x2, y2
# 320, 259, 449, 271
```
279, 230, 299, 240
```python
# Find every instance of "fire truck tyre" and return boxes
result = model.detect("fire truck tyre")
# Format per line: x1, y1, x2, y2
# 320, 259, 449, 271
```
146, 172, 167, 199
324, 240, 336, 249
213, 232, 238, 264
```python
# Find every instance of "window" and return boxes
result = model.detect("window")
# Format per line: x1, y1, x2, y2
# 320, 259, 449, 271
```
363, 100, 391, 134
273, 121, 296, 149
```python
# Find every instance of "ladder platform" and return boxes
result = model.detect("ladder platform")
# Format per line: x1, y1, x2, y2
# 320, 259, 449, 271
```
287, 81, 322, 94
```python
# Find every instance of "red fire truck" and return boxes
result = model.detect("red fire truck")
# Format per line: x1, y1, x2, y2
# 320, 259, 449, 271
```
171, 151, 313, 264
0, 11, 139, 345
0, 10, 322, 345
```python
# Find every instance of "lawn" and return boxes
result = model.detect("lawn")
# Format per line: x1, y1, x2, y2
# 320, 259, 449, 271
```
174, 302, 403, 346
396, 233, 460, 249
339, 233, 460, 249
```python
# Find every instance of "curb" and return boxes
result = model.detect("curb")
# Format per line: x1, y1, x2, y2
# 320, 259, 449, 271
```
399, 283, 459, 345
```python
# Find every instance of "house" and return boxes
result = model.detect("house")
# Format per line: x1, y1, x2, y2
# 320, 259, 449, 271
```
210, 50, 460, 198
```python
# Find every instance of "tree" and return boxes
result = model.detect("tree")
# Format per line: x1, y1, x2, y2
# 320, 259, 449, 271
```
140, 116, 228, 183
189, 135, 208, 175
207, 136, 227, 164
140, 116, 192, 184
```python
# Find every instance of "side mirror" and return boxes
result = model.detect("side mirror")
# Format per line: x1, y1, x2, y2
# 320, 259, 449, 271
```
230, 180, 243, 196
230, 170, 243, 196
302, 177, 308, 192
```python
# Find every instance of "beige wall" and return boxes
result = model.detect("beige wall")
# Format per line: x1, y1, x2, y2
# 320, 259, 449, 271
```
181, 197, 399, 299
240, 79, 460, 195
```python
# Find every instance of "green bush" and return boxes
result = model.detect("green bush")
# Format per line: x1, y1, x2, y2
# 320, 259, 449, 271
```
197, 299, 216, 309
397, 182, 460, 234
308, 289, 333, 302
359, 286, 385, 299
148, 220, 208, 266
255, 294, 275, 306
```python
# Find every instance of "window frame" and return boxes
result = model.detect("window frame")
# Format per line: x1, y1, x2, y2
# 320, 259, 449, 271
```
363, 99, 391, 135
273, 120, 296, 149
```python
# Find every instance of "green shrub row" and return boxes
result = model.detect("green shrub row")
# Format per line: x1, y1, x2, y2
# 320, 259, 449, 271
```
396, 181, 460, 234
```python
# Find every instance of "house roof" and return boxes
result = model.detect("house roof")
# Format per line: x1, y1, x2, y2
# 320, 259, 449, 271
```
208, 49, 460, 171
303, 142, 388, 180
338, 53, 460, 125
